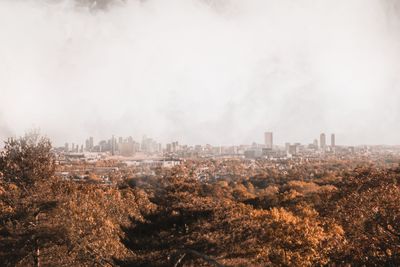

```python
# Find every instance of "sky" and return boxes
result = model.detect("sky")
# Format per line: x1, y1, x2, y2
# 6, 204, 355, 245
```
0, 0, 399, 146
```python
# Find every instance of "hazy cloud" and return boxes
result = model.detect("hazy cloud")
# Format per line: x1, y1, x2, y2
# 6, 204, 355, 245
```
0, 0, 399, 146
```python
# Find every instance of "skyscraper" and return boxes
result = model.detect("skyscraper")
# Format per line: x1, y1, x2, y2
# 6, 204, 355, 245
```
331, 133, 335, 147
85, 139, 90, 151
111, 135, 115, 155
320, 133, 326, 149
264, 132, 273, 150
89, 137, 94, 150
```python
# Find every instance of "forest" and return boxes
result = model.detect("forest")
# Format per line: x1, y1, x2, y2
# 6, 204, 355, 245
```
0, 134, 399, 266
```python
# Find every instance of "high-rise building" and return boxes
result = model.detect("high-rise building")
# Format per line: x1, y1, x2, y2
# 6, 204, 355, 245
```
99, 140, 107, 152
119, 142, 134, 156
166, 143, 172, 153
285, 142, 290, 154
141, 136, 160, 153
64, 143, 69, 152
264, 132, 273, 150
320, 133, 326, 149
89, 137, 94, 150
313, 139, 318, 148
85, 139, 90, 151
288, 144, 299, 155
331, 133, 335, 147
172, 141, 179, 153
111, 135, 116, 155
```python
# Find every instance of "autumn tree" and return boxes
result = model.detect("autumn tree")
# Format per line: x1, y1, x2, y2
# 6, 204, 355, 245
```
119, 170, 344, 266
0, 132, 154, 266
0, 132, 65, 267
43, 182, 154, 266
321, 166, 400, 265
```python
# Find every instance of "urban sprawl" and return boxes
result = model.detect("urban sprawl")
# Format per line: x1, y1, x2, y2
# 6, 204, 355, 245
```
55, 132, 400, 185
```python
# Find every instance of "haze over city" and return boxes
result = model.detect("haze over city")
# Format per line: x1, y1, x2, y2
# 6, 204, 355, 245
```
2, 1, 400, 266
0, 0, 399, 146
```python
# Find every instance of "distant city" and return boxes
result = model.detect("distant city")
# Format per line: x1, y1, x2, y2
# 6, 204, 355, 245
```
57, 131, 400, 161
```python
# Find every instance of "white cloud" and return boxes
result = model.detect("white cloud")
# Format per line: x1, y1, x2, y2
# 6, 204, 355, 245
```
0, 0, 399, 146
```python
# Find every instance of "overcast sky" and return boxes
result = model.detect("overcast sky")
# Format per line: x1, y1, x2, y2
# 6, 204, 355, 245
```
0, 0, 399, 146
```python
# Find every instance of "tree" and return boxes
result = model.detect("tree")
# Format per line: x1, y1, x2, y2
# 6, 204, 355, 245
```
45, 182, 154, 266
0, 132, 55, 188
0, 132, 155, 266
0, 132, 65, 267
119, 172, 344, 266
321, 167, 400, 265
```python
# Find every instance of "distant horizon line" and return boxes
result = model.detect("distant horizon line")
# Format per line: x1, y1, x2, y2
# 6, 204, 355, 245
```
2, 132, 399, 148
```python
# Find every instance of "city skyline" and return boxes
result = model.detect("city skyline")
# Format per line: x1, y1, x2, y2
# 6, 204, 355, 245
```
61, 131, 340, 151
56, 130, 395, 161
2, 128, 397, 148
